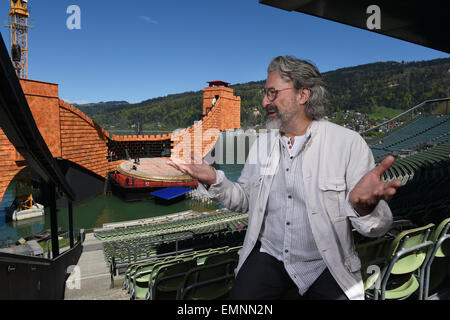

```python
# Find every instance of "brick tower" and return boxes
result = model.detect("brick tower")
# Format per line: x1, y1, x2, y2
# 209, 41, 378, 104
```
203, 81, 241, 130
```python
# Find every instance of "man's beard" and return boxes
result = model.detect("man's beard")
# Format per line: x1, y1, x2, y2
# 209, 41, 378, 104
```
265, 104, 296, 132
265, 105, 281, 130
266, 116, 282, 130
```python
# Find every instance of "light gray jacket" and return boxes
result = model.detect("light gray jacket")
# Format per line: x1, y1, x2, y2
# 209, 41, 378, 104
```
197, 120, 393, 300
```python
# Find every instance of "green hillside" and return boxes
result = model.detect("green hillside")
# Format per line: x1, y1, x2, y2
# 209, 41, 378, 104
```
75, 58, 450, 132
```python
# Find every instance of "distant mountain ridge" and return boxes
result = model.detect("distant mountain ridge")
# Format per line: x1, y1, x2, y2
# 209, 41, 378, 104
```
74, 57, 450, 131
74, 101, 130, 116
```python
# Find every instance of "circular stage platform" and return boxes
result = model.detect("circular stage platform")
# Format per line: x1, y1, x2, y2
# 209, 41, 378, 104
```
117, 157, 195, 182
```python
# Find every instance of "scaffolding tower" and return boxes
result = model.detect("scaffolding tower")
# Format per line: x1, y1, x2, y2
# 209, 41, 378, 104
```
6, 0, 30, 79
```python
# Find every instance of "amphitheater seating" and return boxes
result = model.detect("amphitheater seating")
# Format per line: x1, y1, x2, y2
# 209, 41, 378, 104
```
122, 219, 449, 300
99, 210, 248, 268
386, 165, 449, 226
105, 210, 450, 300
358, 131, 450, 300
111, 202, 448, 301
124, 245, 241, 300
382, 140, 450, 184
363, 136, 449, 300
95, 209, 247, 241
91, 207, 246, 300
380, 139, 449, 229
370, 115, 450, 162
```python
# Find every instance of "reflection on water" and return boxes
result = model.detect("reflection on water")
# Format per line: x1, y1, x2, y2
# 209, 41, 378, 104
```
0, 164, 244, 247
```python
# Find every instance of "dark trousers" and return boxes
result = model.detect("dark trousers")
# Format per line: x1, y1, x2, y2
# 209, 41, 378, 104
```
229, 242, 348, 300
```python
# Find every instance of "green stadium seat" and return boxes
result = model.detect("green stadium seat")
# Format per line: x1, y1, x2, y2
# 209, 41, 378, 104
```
146, 259, 198, 300
123, 258, 159, 292
203, 247, 239, 266
131, 258, 183, 299
177, 259, 238, 300
366, 223, 435, 300
196, 247, 228, 265
423, 217, 450, 299
356, 237, 392, 292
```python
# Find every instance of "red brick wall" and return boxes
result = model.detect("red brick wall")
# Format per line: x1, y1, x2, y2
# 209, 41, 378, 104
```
20, 79, 62, 158
0, 128, 25, 205
58, 100, 115, 178
0, 80, 61, 204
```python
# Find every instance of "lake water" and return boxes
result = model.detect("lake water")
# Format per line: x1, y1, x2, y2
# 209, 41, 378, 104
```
0, 163, 244, 247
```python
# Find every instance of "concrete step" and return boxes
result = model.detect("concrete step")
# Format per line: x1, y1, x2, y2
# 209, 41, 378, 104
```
64, 233, 129, 300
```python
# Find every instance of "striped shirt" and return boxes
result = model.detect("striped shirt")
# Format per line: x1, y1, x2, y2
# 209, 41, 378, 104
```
258, 130, 327, 295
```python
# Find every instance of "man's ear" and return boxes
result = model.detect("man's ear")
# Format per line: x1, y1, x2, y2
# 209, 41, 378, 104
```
296, 88, 311, 105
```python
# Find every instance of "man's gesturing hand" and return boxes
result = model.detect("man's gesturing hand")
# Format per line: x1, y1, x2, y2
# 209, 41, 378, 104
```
167, 153, 217, 186
349, 156, 402, 216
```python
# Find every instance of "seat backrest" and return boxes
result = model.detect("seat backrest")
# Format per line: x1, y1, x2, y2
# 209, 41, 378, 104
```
133, 260, 160, 276
387, 223, 435, 274
133, 257, 178, 283
147, 257, 184, 278
179, 259, 237, 300
356, 237, 392, 287
431, 217, 450, 258
356, 237, 392, 267
151, 259, 198, 300
194, 247, 229, 263
226, 245, 243, 253
204, 250, 238, 265
128, 258, 157, 275
154, 259, 197, 279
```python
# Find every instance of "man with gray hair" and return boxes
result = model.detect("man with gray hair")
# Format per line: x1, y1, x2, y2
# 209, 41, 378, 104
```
168, 55, 401, 300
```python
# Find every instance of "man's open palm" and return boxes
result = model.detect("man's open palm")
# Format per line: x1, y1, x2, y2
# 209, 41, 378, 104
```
167, 154, 217, 185
349, 156, 402, 216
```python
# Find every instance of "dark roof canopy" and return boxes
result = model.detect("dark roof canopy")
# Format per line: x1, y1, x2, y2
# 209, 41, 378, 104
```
259, 0, 449, 53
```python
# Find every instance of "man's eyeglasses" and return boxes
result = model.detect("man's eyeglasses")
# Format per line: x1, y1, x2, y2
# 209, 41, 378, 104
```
260, 87, 294, 102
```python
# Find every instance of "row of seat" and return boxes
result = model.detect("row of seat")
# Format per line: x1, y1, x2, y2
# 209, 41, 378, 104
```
116, 215, 450, 300
156, 228, 246, 255
103, 218, 248, 266
373, 115, 449, 148
365, 116, 450, 299
390, 189, 449, 228
371, 115, 450, 161
356, 217, 450, 300
104, 231, 191, 265
95, 210, 247, 241
98, 206, 249, 300
382, 140, 450, 184
123, 245, 241, 300
387, 161, 449, 226
393, 118, 450, 152
117, 215, 450, 301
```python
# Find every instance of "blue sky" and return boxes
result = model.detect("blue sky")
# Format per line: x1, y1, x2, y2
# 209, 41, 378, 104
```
1, 0, 448, 104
